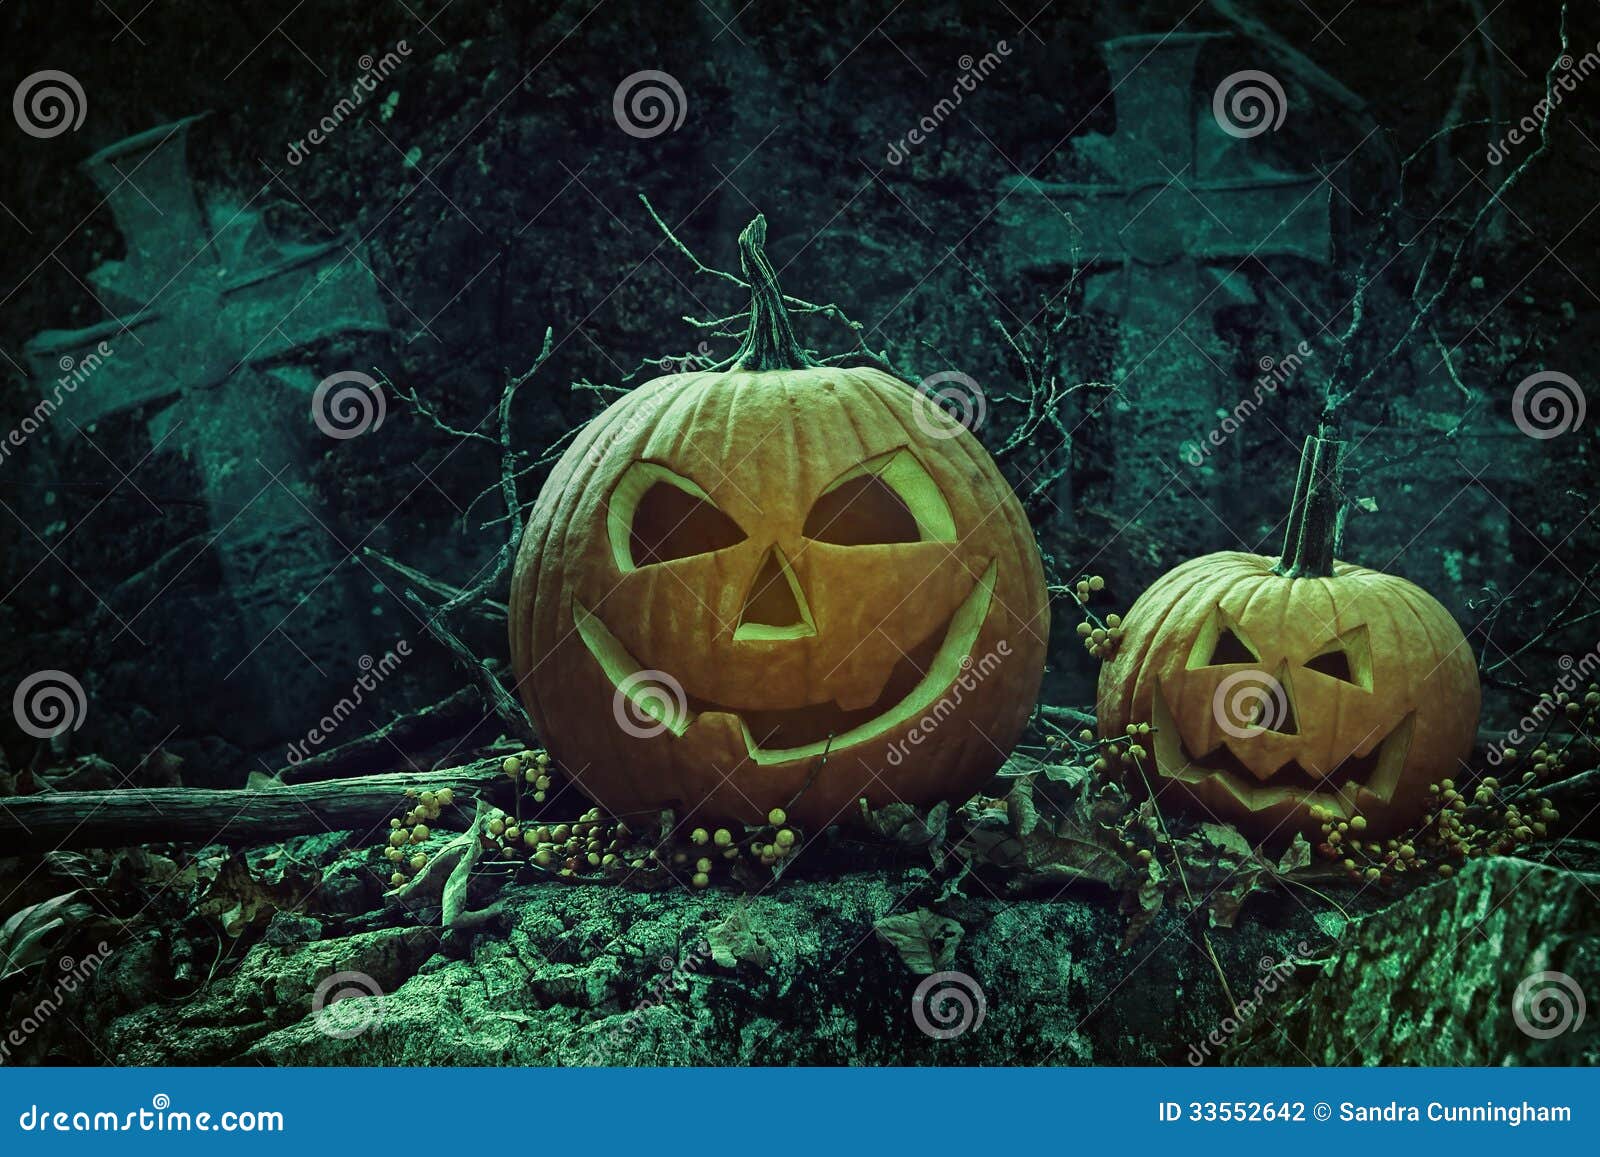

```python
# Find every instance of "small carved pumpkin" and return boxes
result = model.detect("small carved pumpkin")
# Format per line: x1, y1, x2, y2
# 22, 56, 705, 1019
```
1097, 435, 1480, 838
510, 218, 1048, 828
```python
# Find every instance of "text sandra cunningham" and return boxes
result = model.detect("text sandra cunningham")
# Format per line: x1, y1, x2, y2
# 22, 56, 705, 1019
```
1340, 1102, 1571, 1126
883, 640, 1012, 767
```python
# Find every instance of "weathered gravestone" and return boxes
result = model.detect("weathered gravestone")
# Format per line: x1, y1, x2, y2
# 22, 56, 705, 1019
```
24, 115, 391, 758
997, 33, 1332, 566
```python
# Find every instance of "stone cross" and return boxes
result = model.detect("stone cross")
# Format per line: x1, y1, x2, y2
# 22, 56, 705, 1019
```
995, 33, 1334, 555
24, 115, 390, 741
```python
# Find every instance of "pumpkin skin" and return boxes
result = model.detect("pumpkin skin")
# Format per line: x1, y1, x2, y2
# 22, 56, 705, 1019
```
1096, 550, 1480, 839
510, 363, 1049, 829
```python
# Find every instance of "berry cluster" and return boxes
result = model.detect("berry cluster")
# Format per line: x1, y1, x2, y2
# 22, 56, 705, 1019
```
1066, 574, 1123, 661
383, 786, 456, 887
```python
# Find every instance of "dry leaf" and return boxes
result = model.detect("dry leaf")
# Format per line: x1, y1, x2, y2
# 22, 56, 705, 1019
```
195, 854, 315, 936
0, 891, 102, 982
874, 908, 963, 974
707, 911, 772, 969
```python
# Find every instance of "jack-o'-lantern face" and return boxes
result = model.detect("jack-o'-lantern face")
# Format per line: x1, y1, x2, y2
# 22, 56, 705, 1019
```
511, 365, 1049, 828
1098, 551, 1480, 839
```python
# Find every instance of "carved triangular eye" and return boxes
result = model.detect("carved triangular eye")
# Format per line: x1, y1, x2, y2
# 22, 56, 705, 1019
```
1208, 627, 1257, 665
804, 474, 919, 545
1306, 627, 1372, 688
1306, 649, 1354, 682
803, 449, 956, 546
608, 461, 745, 571
631, 483, 745, 565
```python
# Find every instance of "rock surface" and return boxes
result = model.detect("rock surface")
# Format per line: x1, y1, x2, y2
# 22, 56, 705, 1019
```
15, 842, 1597, 1066
63, 867, 1332, 1066
1228, 856, 1599, 1065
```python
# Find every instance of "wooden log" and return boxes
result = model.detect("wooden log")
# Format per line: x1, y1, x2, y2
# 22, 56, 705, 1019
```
0, 762, 512, 856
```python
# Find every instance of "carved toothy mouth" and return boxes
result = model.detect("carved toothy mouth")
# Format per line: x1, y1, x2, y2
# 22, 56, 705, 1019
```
572, 561, 997, 764
1149, 689, 1416, 820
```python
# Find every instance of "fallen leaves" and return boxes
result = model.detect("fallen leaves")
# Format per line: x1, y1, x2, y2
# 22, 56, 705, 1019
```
706, 910, 773, 969
874, 908, 963, 974
0, 891, 108, 982
195, 854, 318, 937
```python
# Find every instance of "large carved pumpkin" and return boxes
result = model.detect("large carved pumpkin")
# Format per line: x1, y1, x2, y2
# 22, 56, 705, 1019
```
1097, 435, 1480, 839
510, 218, 1048, 828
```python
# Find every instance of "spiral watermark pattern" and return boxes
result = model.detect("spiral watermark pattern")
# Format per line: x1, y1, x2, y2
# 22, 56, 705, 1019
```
311, 370, 386, 439
613, 669, 688, 737
911, 970, 987, 1040
13, 670, 87, 739
1511, 371, 1586, 440
1212, 70, 1287, 139
1511, 970, 1586, 1040
613, 70, 687, 139
311, 970, 386, 1039
913, 370, 986, 439
1211, 670, 1289, 738
13, 71, 86, 139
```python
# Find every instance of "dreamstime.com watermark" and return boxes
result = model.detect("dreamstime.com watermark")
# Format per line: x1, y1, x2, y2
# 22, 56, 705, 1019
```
581, 345, 713, 466
1511, 970, 1586, 1040
913, 370, 987, 440
1212, 70, 1288, 139
285, 42, 412, 165
612, 668, 687, 739
0, 943, 113, 1066
885, 42, 1012, 164
311, 970, 387, 1040
12, 70, 86, 139
885, 642, 1013, 767
12, 669, 88, 740
1182, 341, 1312, 467
1210, 669, 1289, 738
613, 70, 687, 139
17, 1095, 283, 1133
1186, 942, 1308, 1064
1510, 370, 1586, 440
1487, 42, 1600, 165
1484, 639, 1599, 767
284, 642, 411, 765
911, 970, 987, 1040
311, 370, 387, 439
561, 940, 713, 1064
1, 342, 115, 469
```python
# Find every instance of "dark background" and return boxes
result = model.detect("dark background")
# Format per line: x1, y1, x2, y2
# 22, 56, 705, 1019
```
2, 0, 1596, 786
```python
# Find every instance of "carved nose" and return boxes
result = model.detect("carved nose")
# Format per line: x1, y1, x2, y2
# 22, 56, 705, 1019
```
735, 546, 815, 641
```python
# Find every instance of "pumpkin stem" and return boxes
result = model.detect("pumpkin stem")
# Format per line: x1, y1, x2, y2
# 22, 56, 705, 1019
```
1275, 430, 1347, 579
731, 215, 816, 373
